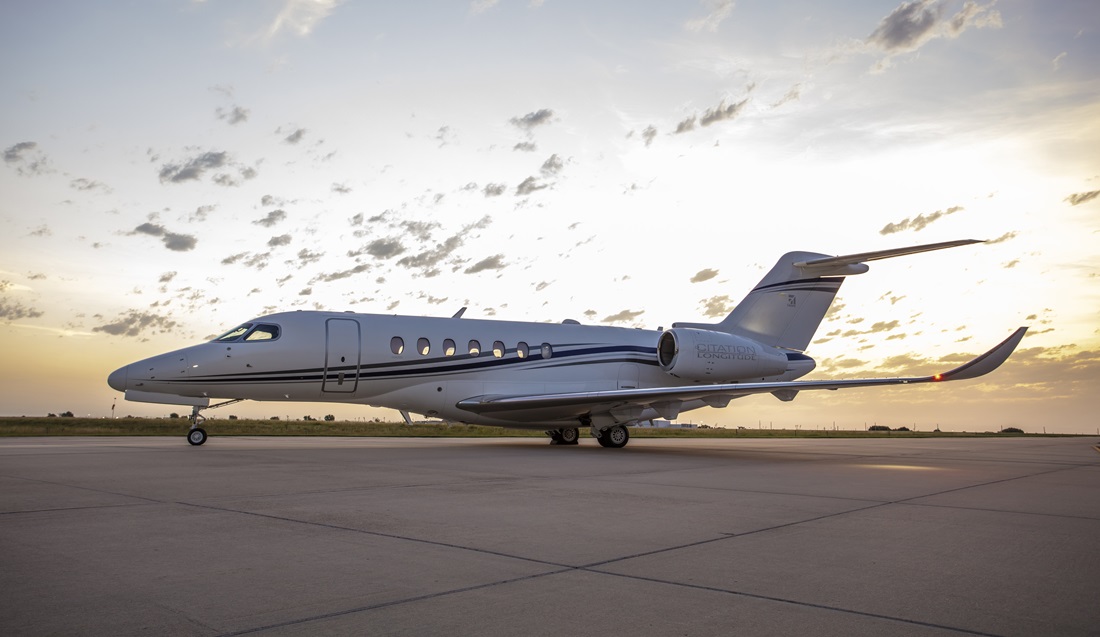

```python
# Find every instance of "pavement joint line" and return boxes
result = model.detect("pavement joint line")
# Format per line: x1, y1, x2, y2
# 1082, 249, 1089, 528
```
178, 501, 576, 570
216, 568, 576, 637
584, 569, 1006, 637
898, 500, 1100, 522
0, 472, 166, 504
889, 464, 1084, 505
0, 502, 157, 516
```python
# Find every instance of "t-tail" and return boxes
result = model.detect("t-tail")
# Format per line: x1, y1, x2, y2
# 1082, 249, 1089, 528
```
673, 239, 984, 352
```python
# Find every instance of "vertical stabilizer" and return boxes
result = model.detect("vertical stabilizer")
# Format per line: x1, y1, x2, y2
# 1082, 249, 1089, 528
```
672, 240, 983, 352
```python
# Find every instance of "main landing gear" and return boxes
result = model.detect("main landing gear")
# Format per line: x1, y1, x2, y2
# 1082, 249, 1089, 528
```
594, 424, 629, 449
546, 423, 631, 448
186, 399, 245, 446
547, 427, 580, 445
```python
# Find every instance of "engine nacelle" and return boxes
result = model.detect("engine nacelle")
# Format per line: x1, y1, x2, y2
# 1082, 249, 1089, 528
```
657, 328, 789, 382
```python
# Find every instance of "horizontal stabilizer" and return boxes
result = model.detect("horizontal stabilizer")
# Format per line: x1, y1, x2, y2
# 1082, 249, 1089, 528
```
794, 239, 984, 271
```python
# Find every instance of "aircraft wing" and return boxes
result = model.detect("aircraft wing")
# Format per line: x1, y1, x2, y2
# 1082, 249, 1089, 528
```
455, 327, 1028, 422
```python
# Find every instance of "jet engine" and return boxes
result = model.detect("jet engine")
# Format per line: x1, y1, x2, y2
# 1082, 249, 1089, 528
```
657, 328, 789, 382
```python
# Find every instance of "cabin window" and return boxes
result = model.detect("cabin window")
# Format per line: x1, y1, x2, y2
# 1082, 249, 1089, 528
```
493, 341, 505, 358
390, 337, 404, 355
468, 340, 481, 356
244, 324, 280, 341
517, 342, 529, 359
443, 339, 456, 356
213, 323, 252, 342
417, 337, 430, 356
541, 342, 553, 359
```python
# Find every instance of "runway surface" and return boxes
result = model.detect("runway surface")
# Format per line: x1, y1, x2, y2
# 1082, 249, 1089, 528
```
1, 435, 1097, 636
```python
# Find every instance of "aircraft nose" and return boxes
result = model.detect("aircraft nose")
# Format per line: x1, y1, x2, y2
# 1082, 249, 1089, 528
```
107, 364, 129, 392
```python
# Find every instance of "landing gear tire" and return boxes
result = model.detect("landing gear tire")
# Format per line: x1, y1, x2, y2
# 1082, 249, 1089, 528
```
547, 427, 580, 445
596, 425, 629, 449
558, 427, 579, 445
187, 428, 208, 446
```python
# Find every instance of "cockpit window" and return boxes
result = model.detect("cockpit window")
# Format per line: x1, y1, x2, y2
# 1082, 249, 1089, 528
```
244, 324, 280, 341
213, 322, 280, 343
214, 323, 253, 342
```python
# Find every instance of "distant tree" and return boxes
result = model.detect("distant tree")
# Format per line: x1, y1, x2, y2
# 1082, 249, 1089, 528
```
169, 413, 180, 419
47, 413, 57, 418
868, 425, 890, 431
1000, 427, 1024, 434
303, 415, 315, 421
324, 414, 336, 422
270, 416, 280, 421
894, 426, 910, 432
60, 411, 74, 418
228, 415, 238, 420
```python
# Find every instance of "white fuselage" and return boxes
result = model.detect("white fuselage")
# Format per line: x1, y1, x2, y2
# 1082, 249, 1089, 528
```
108, 310, 814, 428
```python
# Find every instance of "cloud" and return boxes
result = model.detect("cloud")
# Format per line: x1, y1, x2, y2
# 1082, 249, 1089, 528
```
70, 178, 111, 193
216, 105, 250, 125
685, 0, 734, 32
866, 0, 1002, 71
465, 254, 507, 274
359, 238, 406, 259
513, 141, 538, 152
699, 295, 733, 318
158, 151, 229, 183
673, 116, 697, 134
268, 234, 292, 247
222, 252, 271, 270
92, 310, 178, 338
158, 272, 177, 283
3, 141, 51, 176
29, 225, 52, 237
986, 231, 1017, 244
395, 216, 492, 277
311, 263, 372, 283
699, 98, 749, 126
1065, 190, 1099, 206
470, 0, 499, 14
283, 128, 307, 144
129, 222, 198, 252
483, 183, 506, 197
189, 204, 216, 222
0, 281, 44, 321
332, 182, 351, 194
879, 205, 962, 234
515, 176, 548, 196
771, 84, 801, 109
641, 125, 657, 147
510, 109, 554, 131
540, 154, 564, 176
691, 268, 719, 283
602, 309, 645, 324
253, 209, 287, 227
295, 249, 325, 265
263, 0, 344, 40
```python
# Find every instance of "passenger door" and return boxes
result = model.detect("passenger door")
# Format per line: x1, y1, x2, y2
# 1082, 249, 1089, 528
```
323, 318, 360, 393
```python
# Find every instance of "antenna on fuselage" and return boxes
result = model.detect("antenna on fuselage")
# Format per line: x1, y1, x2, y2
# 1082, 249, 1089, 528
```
451, 307, 467, 319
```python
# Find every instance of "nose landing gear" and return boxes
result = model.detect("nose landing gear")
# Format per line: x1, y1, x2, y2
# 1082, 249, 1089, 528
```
185, 399, 245, 446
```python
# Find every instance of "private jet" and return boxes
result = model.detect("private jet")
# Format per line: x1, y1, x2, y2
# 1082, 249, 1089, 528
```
107, 239, 1027, 447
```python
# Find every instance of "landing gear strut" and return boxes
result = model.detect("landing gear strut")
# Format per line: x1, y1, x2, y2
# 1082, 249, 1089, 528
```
185, 399, 245, 446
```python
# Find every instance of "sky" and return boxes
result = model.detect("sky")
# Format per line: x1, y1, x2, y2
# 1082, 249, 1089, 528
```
1, 0, 1098, 433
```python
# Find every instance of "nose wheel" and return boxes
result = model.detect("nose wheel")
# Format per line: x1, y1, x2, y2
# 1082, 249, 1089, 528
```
187, 427, 208, 446
184, 399, 245, 446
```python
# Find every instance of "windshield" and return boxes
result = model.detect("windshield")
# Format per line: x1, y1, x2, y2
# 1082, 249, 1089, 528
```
211, 323, 281, 343
213, 323, 253, 342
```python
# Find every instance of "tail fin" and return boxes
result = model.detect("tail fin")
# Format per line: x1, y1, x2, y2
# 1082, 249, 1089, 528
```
674, 240, 983, 352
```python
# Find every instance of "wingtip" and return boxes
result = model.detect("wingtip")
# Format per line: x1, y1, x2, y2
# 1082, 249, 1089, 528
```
939, 326, 1028, 382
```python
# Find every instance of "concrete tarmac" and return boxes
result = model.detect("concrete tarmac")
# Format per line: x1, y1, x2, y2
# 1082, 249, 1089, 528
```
1, 435, 1097, 636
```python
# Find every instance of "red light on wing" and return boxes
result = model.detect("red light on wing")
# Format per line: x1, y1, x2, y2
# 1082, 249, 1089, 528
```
933, 373, 943, 381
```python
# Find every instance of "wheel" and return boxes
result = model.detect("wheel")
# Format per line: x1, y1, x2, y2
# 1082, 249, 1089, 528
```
600, 425, 629, 449
559, 427, 580, 445
187, 428, 207, 446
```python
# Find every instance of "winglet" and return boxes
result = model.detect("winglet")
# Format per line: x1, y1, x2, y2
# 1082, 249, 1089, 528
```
935, 326, 1028, 382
